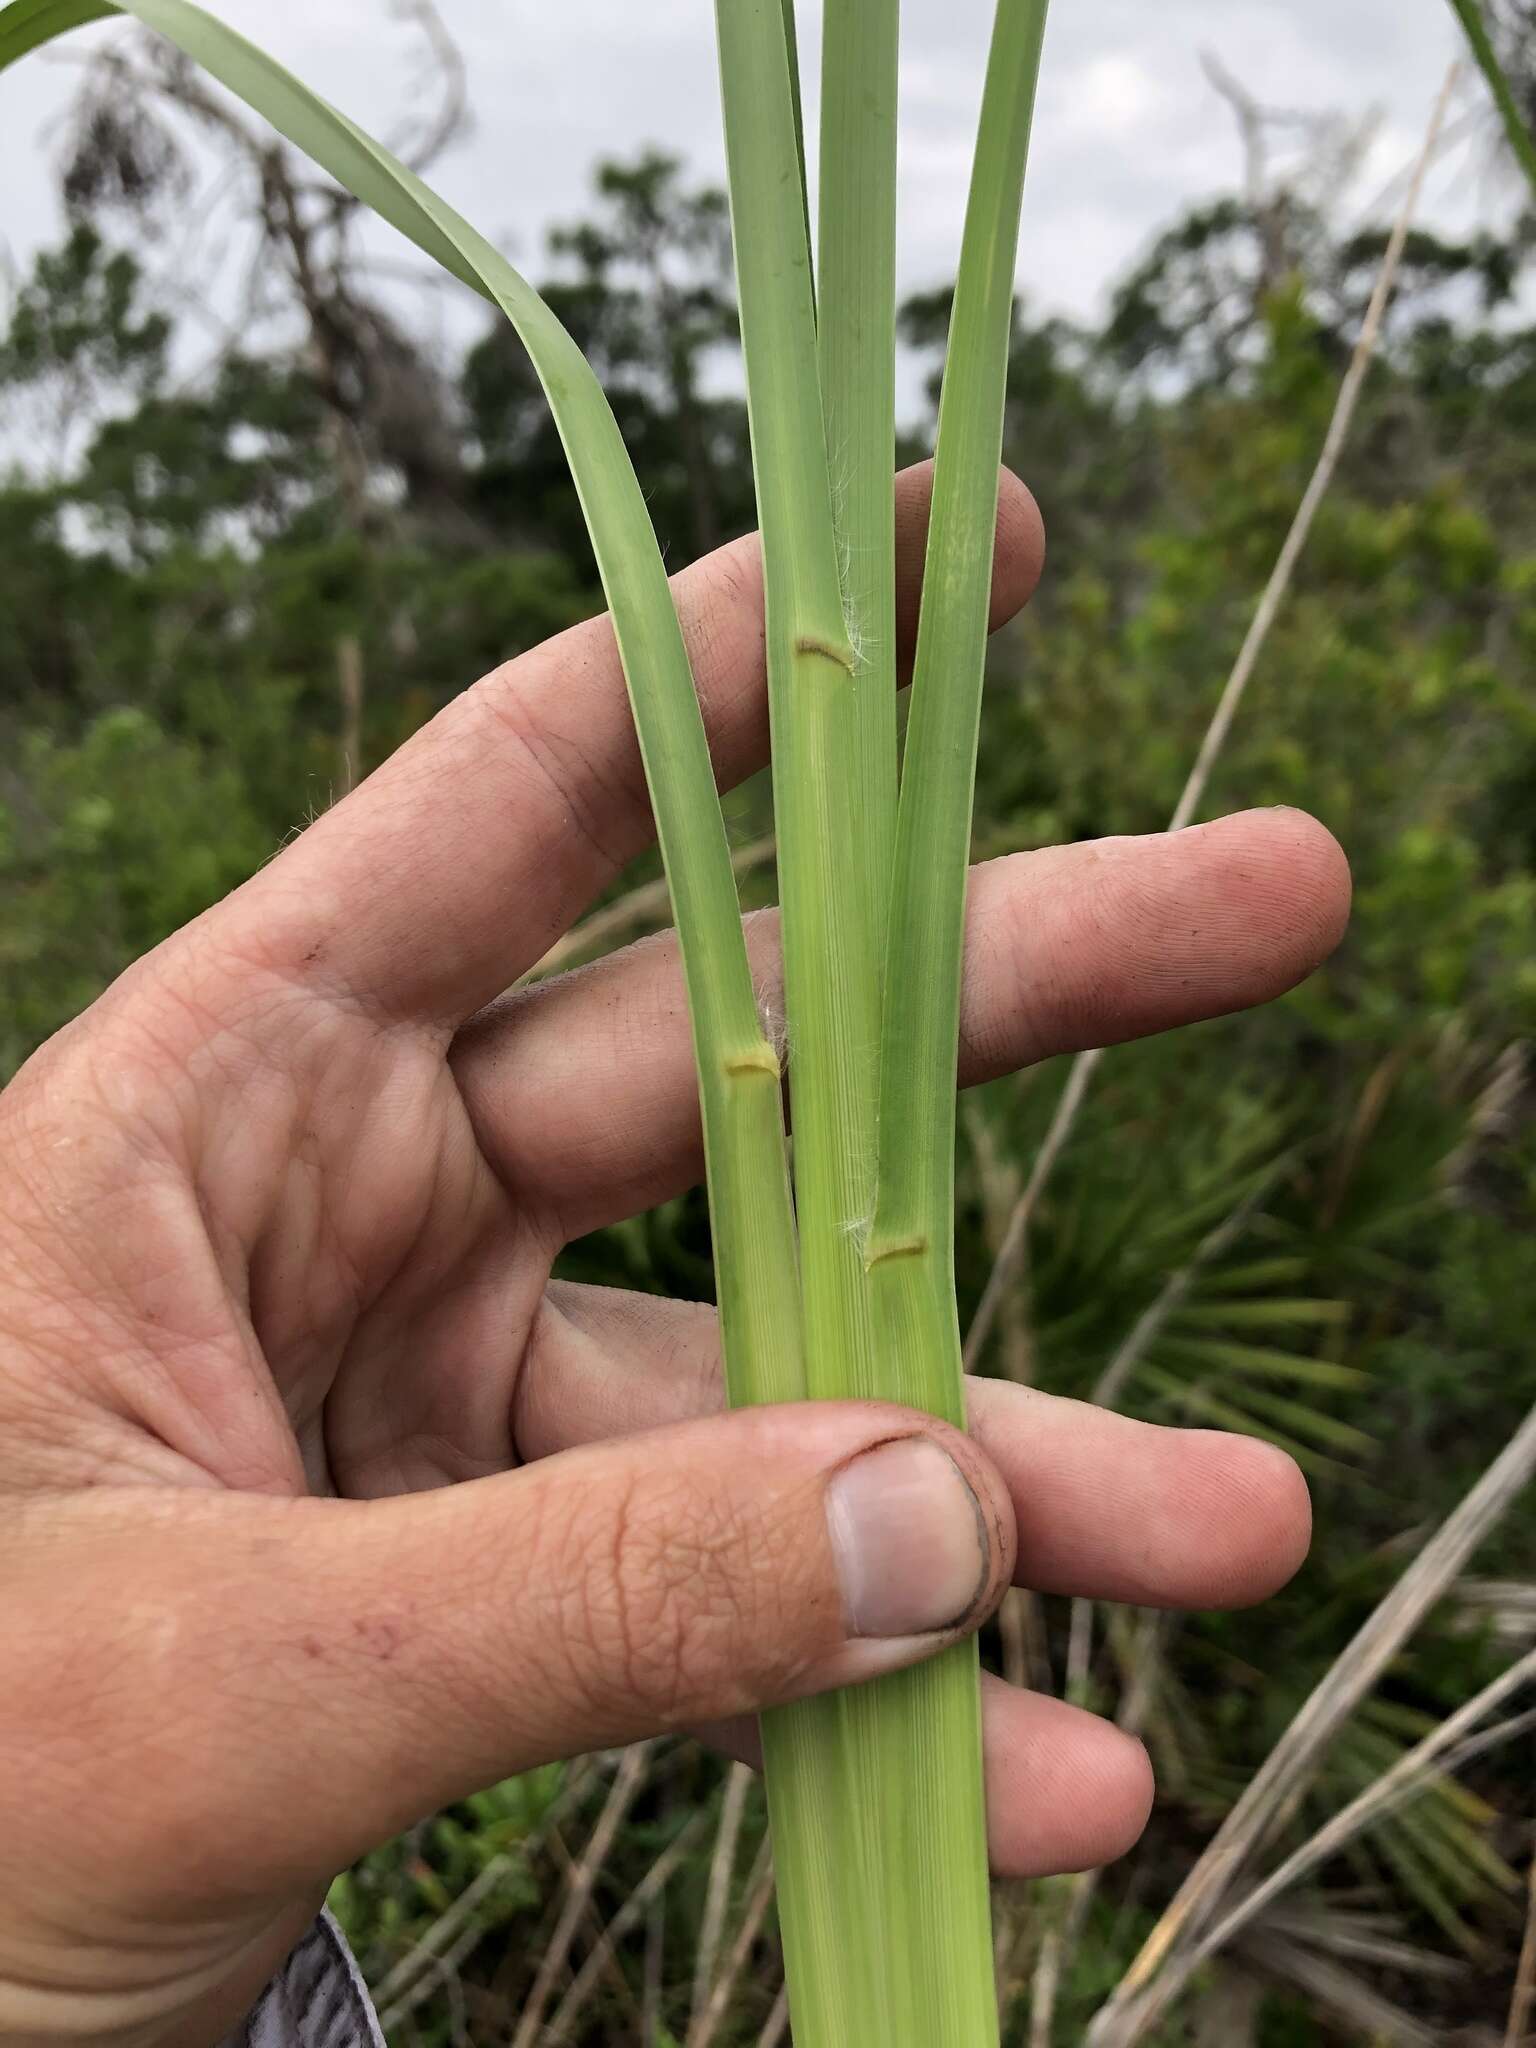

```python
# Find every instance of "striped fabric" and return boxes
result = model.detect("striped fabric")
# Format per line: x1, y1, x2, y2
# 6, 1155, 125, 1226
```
224, 1916, 385, 2048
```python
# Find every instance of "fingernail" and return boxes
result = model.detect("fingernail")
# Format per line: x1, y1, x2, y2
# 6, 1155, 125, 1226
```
826, 1437, 992, 1639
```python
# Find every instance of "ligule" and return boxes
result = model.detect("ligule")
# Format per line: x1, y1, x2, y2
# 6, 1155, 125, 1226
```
792, 634, 859, 675
721, 1047, 783, 1080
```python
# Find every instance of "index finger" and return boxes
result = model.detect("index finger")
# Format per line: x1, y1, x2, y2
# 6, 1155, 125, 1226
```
217, 464, 1044, 1030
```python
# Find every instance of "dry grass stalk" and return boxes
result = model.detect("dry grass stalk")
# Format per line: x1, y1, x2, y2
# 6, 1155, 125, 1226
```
1045, 1155, 1271, 1826
541, 1809, 709, 2045
1064, 1595, 1094, 1707
531, 836, 777, 978
1255, 1899, 1466, 1982
1192, 1966, 1264, 2046
997, 1586, 1029, 1690
1027, 1613, 1171, 2042
336, 633, 364, 795
1319, 1045, 1414, 1231
1447, 1705, 1536, 1765
963, 1097, 1035, 1382
337, 630, 364, 798
643, 1896, 666, 2045
1111, 1609, 1175, 1735
375, 1852, 516, 2027
759, 1983, 791, 2047
964, 61, 1459, 1373
1027, 1926, 1062, 2048
997, 1583, 1053, 1695
1086, 1394, 1536, 2046
1507, 1836, 1536, 2048
374, 1760, 596, 2029
1241, 1929, 1437, 2046
376, 1857, 516, 2034
1457, 1578, 1536, 1649
999, 1571, 1133, 2024
691, 1762, 753, 2021
990, 1865, 1034, 2028
1195, 1647, 1536, 1973
1443, 1041, 1528, 1195
508, 1743, 653, 2048
966, 1047, 1100, 1369
545, 1822, 645, 2032
687, 1836, 776, 2048
1090, 1164, 1286, 1410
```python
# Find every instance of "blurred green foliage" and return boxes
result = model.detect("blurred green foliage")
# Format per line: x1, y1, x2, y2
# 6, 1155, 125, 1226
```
2, 110, 1534, 2046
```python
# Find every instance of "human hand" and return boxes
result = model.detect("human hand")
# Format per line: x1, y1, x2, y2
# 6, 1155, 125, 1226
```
0, 464, 1346, 2048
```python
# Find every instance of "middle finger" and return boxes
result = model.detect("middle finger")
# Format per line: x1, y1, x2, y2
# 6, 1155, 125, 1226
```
453, 806, 1348, 1237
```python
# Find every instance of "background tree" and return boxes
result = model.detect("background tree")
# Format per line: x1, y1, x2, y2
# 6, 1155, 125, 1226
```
465, 149, 753, 568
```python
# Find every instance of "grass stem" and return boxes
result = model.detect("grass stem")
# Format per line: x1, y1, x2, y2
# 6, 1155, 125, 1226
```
818, 0, 900, 970
712, 2, 890, 2035
859, 4, 1051, 2037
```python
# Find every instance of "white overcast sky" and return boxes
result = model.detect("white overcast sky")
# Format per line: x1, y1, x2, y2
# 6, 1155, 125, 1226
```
0, 0, 1510, 363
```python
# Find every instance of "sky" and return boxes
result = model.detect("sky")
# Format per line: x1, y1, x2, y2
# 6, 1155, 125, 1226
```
0, 0, 1508, 361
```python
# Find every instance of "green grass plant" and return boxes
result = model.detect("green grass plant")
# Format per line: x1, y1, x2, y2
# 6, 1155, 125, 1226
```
0, 0, 1052, 2036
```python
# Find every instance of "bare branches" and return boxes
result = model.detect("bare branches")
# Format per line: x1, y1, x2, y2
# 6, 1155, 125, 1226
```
1198, 47, 1382, 277
383, 0, 470, 176
964, 63, 1460, 1376
1199, 52, 1271, 220
53, 7, 472, 537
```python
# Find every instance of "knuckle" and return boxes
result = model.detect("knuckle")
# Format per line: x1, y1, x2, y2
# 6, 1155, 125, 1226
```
552, 1467, 814, 1730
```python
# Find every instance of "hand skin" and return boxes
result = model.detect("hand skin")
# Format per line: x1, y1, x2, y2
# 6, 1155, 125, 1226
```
0, 463, 1347, 2048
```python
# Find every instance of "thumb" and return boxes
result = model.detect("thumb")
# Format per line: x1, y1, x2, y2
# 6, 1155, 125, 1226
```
6, 1401, 1014, 1903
